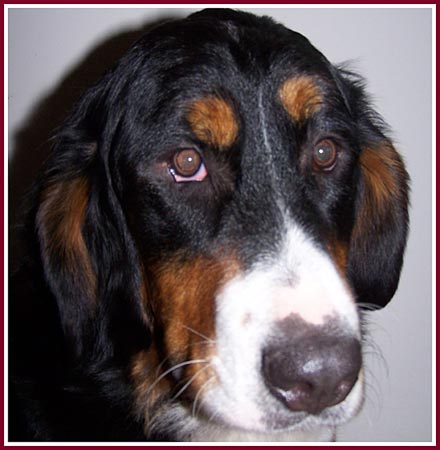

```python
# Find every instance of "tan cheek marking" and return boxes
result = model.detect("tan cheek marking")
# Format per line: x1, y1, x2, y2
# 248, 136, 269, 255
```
186, 96, 238, 149
36, 177, 96, 297
279, 76, 323, 123
151, 254, 240, 393
327, 239, 349, 275
130, 348, 171, 429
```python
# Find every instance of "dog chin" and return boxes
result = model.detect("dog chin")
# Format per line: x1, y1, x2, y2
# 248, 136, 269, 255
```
188, 414, 336, 442
191, 375, 364, 441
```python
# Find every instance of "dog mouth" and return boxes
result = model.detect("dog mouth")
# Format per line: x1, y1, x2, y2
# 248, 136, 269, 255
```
184, 358, 364, 435
174, 312, 364, 434
263, 373, 365, 431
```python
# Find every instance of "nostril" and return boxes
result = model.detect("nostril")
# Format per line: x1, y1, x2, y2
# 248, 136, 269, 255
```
329, 375, 359, 407
262, 333, 362, 415
275, 381, 318, 413
262, 350, 296, 392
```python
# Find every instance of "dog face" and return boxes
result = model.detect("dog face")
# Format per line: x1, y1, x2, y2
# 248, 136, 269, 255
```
35, 9, 409, 440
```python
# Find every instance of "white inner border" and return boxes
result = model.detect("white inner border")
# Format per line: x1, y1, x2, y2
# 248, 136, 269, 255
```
4, 3, 436, 447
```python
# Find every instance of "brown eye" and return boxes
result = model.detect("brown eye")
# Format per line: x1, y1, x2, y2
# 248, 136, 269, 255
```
313, 139, 337, 171
172, 149, 202, 177
169, 148, 208, 183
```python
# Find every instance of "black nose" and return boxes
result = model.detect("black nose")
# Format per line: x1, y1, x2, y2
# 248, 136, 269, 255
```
262, 330, 361, 415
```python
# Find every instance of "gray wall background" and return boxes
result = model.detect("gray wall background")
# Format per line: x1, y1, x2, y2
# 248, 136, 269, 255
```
8, 7, 433, 443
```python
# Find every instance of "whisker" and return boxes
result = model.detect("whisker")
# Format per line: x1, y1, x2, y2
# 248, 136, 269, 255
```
152, 339, 213, 380
145, 359, 207, 399
192, 375, 216, 417
171, 363, 212, 401
154, 354, 173, 379
182, 325, 215, 344
207, 407, 220, 425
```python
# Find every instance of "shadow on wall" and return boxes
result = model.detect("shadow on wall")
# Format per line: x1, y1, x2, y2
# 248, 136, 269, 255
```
9, 16, 178, 272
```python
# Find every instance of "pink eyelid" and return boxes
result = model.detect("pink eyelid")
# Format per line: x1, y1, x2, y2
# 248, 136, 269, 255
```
169, 162, 208, 183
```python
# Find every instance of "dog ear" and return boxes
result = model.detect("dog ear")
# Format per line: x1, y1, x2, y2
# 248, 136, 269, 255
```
331, 67, 410, 310
35, 86, 148, 357
346, 140, 409, 309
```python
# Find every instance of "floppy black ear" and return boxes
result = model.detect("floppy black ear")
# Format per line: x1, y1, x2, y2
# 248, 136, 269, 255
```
35, 86, 148, 357
346, 139, 409, 309
330, 66, 410, 310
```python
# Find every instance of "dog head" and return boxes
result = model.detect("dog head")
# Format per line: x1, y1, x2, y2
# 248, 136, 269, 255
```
35, 9, 409, 439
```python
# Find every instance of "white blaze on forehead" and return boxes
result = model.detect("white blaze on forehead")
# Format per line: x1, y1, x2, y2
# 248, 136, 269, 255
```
271, 226, 359, 330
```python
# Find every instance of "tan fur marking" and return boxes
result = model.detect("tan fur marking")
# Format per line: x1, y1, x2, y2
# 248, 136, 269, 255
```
279, 76, 323, 123
352, 142, 407, 251
131, 254, 240, 430
186, 96, 238, 149
37, 177, 95, 296
359, 145, 402, 212
327, 239, 349, 275
153, 255, 239, 352
130, 348, 171, 428
138, 266, 152, 326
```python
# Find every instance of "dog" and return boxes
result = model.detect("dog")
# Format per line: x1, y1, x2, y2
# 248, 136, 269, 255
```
9, 9, 409, 442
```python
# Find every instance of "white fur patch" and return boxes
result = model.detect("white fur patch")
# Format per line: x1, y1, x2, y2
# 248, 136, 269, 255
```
190, 423, 335, 442
271, 225, 359, 331
194, 221, 362, 438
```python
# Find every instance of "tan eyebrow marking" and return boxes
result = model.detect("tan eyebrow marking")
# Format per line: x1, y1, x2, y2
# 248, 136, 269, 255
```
186, 96, 238, 149
279, 76, 323, 123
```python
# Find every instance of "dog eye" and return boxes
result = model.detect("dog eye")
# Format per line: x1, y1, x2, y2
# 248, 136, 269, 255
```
169, 148, 208, 183
313, 139, 337, 171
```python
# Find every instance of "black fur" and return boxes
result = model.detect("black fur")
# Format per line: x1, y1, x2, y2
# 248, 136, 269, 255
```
9, 9, 409, 441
